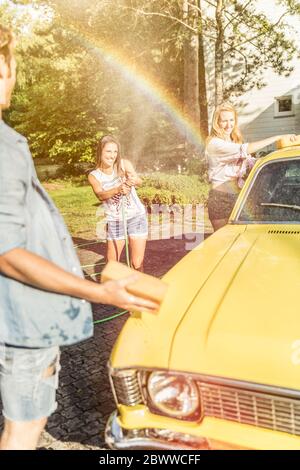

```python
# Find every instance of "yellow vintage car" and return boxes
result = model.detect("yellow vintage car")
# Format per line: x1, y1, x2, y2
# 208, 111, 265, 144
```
105, 144, 300, 450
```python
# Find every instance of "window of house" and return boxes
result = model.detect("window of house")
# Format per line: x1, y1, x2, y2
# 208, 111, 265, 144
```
274, 95, 294, 117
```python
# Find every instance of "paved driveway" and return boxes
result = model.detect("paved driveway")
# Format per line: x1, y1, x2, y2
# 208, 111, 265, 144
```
0, 234, 211, 449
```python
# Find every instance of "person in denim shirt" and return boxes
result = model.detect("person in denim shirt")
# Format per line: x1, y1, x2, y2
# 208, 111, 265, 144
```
0, 25, 159, 450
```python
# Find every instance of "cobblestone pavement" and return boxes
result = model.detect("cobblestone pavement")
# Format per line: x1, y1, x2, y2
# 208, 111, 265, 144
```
1, 235, 209, 450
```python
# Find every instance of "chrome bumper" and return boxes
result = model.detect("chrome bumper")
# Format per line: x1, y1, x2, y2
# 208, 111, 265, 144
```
105, 411, 211, 450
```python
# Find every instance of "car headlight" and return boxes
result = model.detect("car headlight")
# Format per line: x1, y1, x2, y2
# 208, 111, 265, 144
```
147, 372, 199, 419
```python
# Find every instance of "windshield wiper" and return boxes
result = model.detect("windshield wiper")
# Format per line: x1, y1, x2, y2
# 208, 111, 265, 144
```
260, 203, 300, 211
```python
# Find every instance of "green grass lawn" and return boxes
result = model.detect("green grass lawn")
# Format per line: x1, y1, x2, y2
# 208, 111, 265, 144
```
45, 178, 212, 239
45, 181, 100, 239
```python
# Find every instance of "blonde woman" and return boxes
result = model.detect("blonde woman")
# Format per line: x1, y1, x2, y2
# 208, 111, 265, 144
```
206, 102, 296, 231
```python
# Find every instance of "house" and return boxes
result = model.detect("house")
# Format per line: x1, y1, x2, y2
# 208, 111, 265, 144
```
205, 3, 300, 154
239, 61, 300, 154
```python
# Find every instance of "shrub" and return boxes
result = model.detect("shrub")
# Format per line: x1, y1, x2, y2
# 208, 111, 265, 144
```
137, 187, 187, 208
185, 156, 208, 179
139, 173, 209, 206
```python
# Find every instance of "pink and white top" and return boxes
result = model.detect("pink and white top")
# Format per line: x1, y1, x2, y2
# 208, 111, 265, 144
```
206, 137, 256, 188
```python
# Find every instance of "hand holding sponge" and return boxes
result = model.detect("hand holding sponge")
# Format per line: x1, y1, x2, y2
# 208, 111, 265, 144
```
101, 260, 168, 308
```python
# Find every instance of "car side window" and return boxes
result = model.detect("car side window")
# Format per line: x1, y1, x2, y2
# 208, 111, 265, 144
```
237, 159, 300, 223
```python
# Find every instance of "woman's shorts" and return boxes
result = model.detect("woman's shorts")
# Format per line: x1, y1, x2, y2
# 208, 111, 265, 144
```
208, 189, 239, 221
107, 213, 148, 241
0, 343, 60, 422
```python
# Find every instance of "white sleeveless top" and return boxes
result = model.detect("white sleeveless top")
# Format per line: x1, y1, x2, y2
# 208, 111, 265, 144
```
90, 166, 145, 221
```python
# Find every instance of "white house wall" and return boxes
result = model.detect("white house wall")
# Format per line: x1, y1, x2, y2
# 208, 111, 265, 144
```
239, 62, 300, 150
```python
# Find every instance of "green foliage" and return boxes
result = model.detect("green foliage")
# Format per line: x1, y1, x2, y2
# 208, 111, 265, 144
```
185, 156, 208, 179
3, 0, 195, 171
138, 173, 209, 206
46, 174, 211, 238
7, 22, 106, 164
137, 187, 180, 206
3, 0, 300, 172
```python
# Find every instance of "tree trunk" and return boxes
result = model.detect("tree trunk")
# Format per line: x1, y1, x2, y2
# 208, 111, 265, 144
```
198, 0, 208, 138
183, 0, 200, 127
215, 0, 224, 105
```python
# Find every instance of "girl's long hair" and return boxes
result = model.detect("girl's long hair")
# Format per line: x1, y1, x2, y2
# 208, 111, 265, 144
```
207, 102, 243, 145
95, 135, 123, 176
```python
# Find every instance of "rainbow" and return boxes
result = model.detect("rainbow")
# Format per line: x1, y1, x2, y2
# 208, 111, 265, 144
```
63, 23, 205, 151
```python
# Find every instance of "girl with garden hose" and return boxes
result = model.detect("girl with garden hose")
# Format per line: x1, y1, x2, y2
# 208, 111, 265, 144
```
88, 135, 148, 271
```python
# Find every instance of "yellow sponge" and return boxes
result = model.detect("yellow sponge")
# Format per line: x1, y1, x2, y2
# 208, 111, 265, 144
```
101, 260, 168, 306
276, 135, 300, 149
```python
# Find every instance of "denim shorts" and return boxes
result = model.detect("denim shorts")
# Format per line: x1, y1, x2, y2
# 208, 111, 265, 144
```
107, 213, 148, 241
0, 343, 60, 422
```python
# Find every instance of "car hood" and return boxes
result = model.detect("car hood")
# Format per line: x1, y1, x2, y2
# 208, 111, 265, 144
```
111, 225, 300, 390
111, 225, 245, 367
169, 226, 300, 389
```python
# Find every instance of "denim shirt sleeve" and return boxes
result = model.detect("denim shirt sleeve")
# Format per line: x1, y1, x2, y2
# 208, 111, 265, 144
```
0, 141, 28, 255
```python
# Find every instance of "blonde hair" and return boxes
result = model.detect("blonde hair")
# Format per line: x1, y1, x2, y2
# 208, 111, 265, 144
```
207, 102, 243, 145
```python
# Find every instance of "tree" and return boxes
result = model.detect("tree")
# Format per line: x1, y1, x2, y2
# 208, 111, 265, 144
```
214, 0, 224, 104
7, 19, 104, 164
43, 0, 194, 168
198, 0, 209, 137
120, 0, 300, 113
209, 0, 299, 102
5, 0, 300, 173
182, 0, 200, 127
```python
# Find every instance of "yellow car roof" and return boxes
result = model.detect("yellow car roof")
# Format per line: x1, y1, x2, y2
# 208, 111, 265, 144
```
260, 145, 300, 164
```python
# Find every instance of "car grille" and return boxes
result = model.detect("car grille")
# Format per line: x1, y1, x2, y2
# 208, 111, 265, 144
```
111, 370, 143, 406
111, 369, 300, 437
198, 382, 300, 437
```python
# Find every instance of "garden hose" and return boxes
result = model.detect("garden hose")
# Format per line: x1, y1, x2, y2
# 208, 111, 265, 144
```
93, 310, 128, 325
121, 194, 131, 267
83, 260, 129, 324
75, 240, 105, 249
81, 261, 105, 269
84, 271, 102, 279
83, 263, 129, 324
79, 192, 132, 325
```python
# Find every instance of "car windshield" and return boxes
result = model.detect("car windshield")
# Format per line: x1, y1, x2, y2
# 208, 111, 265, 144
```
236, 158, 300, 223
